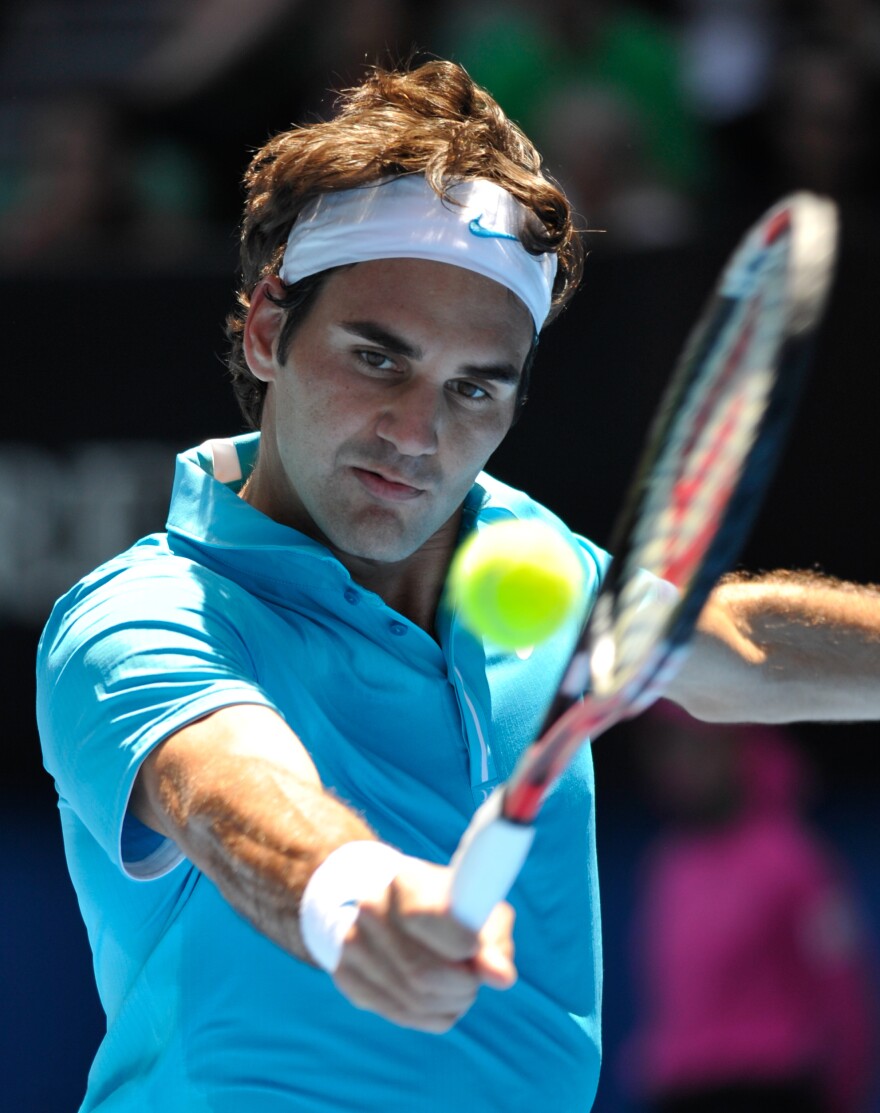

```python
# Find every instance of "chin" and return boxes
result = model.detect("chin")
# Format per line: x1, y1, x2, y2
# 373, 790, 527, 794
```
326, 520, 426, 565
346, 537, 422, 565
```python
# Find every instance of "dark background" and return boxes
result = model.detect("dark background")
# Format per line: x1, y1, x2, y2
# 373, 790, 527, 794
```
2, 2, 879, 1110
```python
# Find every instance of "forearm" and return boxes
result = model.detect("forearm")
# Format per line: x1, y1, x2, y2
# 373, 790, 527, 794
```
133, 703, 517, 1031
668, 571, 880, 722
133, 705, 375, 964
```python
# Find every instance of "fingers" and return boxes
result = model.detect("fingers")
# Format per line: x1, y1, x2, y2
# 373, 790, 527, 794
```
386, 861, 481, 961
334, 937, 480, 1033
473, 902, 517, 990
331, 859, 516, 1032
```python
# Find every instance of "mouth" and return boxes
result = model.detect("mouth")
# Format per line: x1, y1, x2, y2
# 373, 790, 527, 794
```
351, 467, 425, 502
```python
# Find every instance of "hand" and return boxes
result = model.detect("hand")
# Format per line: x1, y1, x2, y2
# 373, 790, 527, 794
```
332, 857, 516, 1032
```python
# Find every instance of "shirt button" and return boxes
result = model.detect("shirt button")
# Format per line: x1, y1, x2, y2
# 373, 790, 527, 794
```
344, 588, 359, 604
389, 621, 408, 636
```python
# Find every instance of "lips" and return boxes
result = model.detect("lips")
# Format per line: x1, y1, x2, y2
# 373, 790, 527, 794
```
351, 467, 424, 501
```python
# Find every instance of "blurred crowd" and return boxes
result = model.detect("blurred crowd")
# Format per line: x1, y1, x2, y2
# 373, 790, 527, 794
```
621, 705, 878, 1113
3, 7, 879, 1111
1, 0, 879, 271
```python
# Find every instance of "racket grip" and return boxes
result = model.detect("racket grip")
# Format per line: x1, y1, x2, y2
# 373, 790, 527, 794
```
449, 788, 535, 930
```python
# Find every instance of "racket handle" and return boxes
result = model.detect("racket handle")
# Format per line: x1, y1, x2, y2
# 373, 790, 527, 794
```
449, 788, 535, 930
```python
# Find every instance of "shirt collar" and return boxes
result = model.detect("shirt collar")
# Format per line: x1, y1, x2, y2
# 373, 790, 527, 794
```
168, 433, 528, 554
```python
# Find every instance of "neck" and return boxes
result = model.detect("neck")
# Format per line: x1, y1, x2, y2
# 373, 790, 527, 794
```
336, 517, 460, 636
241, 455, 460, 638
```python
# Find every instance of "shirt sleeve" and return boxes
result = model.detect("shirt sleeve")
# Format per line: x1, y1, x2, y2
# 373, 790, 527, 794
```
572, 533, 680, 619
36, 554, 279, 880
573, 533, 611, 606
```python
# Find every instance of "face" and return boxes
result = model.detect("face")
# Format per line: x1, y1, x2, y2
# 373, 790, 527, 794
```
247, 258, 534, 565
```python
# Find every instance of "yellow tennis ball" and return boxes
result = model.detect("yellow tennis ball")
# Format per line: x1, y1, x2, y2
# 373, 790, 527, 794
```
449, 520, 585, 649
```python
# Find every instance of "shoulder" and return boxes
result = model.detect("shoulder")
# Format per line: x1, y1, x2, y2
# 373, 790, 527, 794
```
471, 473, 611, 585
38, 534, 259, 674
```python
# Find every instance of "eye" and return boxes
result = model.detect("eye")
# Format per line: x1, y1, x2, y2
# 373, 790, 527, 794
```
356, 349, 396, 372
451, 380, 491, 402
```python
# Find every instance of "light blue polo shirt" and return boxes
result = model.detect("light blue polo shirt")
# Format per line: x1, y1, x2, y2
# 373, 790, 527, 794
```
37, 434, 611, 1112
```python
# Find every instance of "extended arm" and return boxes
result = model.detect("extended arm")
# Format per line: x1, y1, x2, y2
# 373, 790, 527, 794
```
131, 704, 515, 1031
666, 571, 880, 723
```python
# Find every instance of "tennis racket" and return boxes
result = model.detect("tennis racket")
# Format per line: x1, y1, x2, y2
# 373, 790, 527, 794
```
450, 192, 839, 929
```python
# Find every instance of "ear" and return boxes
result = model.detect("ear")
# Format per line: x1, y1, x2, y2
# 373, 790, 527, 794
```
243, 276, 287, 383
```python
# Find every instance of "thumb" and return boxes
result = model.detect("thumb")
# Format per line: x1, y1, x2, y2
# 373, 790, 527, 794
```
474, 944, 517, 990
472, 903, 517, 990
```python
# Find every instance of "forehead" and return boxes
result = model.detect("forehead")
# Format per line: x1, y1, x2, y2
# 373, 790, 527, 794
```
310, 258, 534, 358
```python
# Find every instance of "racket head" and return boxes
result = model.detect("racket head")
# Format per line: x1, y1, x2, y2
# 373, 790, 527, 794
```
586, 192, 838, 702
452, 193, 838, 904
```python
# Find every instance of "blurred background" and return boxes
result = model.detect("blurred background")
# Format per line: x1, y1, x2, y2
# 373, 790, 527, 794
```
2, 1, 879, 1109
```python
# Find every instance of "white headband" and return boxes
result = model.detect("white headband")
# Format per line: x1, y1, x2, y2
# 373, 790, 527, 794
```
279, 175, 557, 330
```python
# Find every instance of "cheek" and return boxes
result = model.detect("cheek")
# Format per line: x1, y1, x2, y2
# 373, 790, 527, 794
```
445, 391, 512, 440
445, 418, 512, 489
276, 362, 356, 443
461, 405, 516, 459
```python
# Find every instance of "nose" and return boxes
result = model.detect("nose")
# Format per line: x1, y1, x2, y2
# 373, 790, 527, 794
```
375, 379, 441, 456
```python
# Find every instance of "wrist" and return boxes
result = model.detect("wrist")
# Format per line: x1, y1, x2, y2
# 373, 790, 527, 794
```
299, 840, 404, 972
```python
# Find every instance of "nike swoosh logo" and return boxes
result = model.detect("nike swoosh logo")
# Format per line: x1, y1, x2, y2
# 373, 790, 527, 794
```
468, 214, 518, 241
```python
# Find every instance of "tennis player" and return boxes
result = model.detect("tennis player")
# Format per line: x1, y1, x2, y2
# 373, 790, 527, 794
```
36, 60, 880, 1112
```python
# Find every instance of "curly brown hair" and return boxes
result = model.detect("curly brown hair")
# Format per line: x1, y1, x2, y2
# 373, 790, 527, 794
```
226, 59, 584, 428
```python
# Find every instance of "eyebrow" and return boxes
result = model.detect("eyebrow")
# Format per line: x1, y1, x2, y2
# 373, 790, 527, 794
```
339, 320, 522, 385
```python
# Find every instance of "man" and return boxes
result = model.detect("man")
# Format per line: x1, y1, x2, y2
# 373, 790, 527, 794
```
37, 61, 880, 1112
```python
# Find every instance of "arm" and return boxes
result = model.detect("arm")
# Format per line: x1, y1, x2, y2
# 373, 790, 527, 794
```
666, 571, 880, 722
131, 703, 516, 1032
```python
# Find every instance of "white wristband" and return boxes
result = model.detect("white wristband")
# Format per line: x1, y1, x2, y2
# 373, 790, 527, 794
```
299, 841, 404, 972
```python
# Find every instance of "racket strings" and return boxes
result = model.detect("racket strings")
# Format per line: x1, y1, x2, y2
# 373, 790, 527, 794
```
492, 195, 836, 828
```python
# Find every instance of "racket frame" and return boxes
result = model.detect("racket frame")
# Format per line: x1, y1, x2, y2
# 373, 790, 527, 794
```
450, 193, 838, 929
